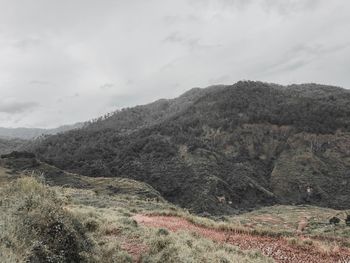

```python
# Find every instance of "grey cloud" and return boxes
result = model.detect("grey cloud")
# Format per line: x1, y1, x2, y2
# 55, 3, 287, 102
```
108, 94, 145, 108
189, 0, 250, 8
163, 32, 220, 51
163, 32, 202, 49
262, 0, 322, 14
57, 93, 80, 103
163, 14, 201, 25
0, 101, 39, 114
163, 32, 199, 49
163, 15, 180, 25
208, 75, 231, 85
29, 80, 52, 85
190, 0, 322, 14
261, 43, 350, 77
0, 0, 349, 128
293, 43, 350, 56
216, 0, 253, 9
280, 59, 310, 72
164, 32, 185, 43
13, 37, 42, 50
100, 83, 115, 90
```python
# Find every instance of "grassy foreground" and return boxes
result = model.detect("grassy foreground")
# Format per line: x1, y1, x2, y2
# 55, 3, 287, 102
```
1, 161, 349, 262
0, 175, 271, 263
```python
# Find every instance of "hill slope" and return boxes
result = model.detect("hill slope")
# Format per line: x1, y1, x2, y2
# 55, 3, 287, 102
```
28, 81, 350, 214
0, 138, 27, 155
0, 152, 163, 201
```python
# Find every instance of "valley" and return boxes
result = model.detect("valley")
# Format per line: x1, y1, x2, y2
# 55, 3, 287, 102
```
1, 153, 349, 262
1, 81, 350, 262
2, 0, 350, 261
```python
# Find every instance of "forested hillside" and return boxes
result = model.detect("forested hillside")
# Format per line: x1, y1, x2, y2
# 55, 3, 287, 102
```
28, 81, 350, 214
0, 138, 27, 155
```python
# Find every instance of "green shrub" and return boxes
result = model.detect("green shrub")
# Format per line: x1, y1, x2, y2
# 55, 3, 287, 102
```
142, 231, 272, 263
85, 219, 100, 232
118, 217, 138, 228
96, 243, 133, 263
346, 215, 350, 226
0, 177, 93, 262
156, 228, 169, 236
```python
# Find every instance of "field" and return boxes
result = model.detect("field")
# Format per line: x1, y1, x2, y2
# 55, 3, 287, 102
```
0, 167, 271, 263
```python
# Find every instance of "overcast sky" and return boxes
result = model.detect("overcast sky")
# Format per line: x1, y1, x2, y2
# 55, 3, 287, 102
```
0, 0, 349, 128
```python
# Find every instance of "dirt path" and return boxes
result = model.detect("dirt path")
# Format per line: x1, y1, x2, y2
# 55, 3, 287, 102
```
134, 214, 350, 263
120, 238, 148, 262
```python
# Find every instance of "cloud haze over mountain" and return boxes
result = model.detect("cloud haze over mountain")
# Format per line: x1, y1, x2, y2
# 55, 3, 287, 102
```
0, 0, 349, 128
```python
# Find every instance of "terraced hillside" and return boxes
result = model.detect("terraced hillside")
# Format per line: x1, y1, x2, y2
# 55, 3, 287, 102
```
28, 81, 350, 214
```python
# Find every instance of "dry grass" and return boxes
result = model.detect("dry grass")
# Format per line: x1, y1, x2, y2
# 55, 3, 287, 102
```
143, 209, 292, 238
1, 164, 349, 262
142, 230, 272, 263
0, 171, 273, 263
140, 206, 350, 255
0, 177, 93, 262
67, 202, 272, 263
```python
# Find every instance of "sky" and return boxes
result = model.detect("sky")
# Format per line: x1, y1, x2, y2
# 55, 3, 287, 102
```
0, 0, 349, 128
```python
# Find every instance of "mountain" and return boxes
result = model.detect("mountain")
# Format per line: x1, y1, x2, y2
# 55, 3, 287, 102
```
0, 122, 85, 140
28, 81, 350, 214
0, 138, 27, 155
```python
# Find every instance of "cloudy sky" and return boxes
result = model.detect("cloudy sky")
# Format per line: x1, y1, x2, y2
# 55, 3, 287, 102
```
0, 0, 349, 128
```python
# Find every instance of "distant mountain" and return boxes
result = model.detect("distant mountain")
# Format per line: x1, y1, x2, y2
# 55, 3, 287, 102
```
28, 81, 350, 214
0, 138, 27, 155
0, 122, 85, 140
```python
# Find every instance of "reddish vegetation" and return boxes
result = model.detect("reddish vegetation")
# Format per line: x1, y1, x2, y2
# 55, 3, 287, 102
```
120, 238, 148, 262
134, 214, 350, 263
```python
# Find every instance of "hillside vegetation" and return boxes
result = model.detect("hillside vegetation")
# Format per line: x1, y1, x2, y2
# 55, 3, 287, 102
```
0, 138, 27, 155
0, 158, 273, 263
28, 81, 350, 214
1, 160, 349, 262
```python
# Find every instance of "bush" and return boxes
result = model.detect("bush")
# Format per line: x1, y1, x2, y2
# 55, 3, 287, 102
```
142, 231, 272, 263
84, 219, 100, 232
157, 228, 169, 236
96, 243, 133, 263
345, 215, 350, 226
329, 217, 340, 225
0, 177, 93, 262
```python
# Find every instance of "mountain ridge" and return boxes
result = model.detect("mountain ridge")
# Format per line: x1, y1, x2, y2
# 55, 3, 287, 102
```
0, 122, 85, 140
26, 81, 350, 214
